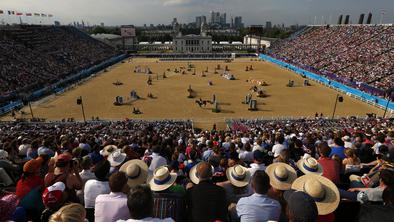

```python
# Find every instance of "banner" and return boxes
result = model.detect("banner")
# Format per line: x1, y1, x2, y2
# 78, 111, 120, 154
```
41, 13, 47, 17
16, 12, 23, 16
26, 13, 32, 16
48, 14, 53, 17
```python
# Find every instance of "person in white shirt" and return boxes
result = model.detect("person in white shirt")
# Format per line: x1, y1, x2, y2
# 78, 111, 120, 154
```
84, 160, 111, 222
117, 185, 174, 222
148, 146, 167, 175
249, 150, 267, 176
252, 138, 264, 152
77, 156, 96, 204
95, 172, 130, 222
239, 143, 254, 163
272, 135, 287, 158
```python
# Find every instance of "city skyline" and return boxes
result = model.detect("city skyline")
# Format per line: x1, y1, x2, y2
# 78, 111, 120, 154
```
0, 0, 393, 26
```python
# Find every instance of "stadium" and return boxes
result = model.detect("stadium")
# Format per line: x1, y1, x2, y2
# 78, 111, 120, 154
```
0, 2, 394, 222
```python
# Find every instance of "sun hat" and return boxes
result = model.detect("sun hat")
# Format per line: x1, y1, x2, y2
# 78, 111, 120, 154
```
100, 145, 118, 157
42, 182, 66, 208
284, 190, 318, 222
226, 164, 251, 188
189, 162, 212, 184
107, 150, 127, 167
291, 174, 340, 215
0, 150, 8, 160
120, 159, 148, 187
297, 156, 323, 175
148, 166, 177, 191
266, 162, 297, 190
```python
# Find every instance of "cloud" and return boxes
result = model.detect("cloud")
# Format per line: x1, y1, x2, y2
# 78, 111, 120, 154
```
162, 0, 192, 6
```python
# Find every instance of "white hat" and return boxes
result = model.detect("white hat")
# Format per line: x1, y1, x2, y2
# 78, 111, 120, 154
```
148, 166, 177, 191
297, 156, 323, 175
266, 163, 297, 190
108, 150, 126, 167
189, 162, 214, 184
120, 159, 148, 187
226, 165, 251, 187
100, 145, 118, 157
0, 150, 8, 159
292, 174, 340, 215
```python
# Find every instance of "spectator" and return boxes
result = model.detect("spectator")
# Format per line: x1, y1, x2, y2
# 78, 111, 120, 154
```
317, 142, 340, 184
49, 203, 86, 222
95, 172, 130, 222
84, 160, 111, 221
236, 170, 281, 222
117, 185, 174, 222
272, 134, 286, 158
149, 146, 167, 175
41, 182, 68, 222
291, 174, 340, 222
248, 150, 267, 176
283, 190, 318, 222
297, 155, 323, 175
77, 156, 96, 204
343, 148, 361, 174
186, 161, 228, 222
119, 159, 149, 188
45, 154, 82, 203
329, 138, 346, 160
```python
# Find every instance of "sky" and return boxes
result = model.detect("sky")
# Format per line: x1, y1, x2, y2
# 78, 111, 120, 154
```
0, 0, 393, 26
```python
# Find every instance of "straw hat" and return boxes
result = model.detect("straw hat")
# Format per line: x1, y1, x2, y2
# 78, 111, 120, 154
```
100, 145, 118, 157
148, 166, 177, 191
292, 174, 340, 215
226, 164, 251, 187
297, 157, 323, 175
266, 163, 297, 190
120, 159, 148, 187
108, 150, 127, 167
189, 162, 214, 184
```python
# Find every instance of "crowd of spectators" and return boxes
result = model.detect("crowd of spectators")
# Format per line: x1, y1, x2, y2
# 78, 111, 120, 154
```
0, 117, 394, 222
0, 25, 118, 99
269, 25, 394, 95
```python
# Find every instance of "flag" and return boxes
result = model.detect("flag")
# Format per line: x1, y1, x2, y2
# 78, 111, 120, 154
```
34, 13, 40, 16
26, 13, 32, 16
0, 10, 4, 14
8, 11, 11, 15
41, 13, 47, 17
16, 12, 23, 16
48, 14, 53, 17
12, 11, 15, 15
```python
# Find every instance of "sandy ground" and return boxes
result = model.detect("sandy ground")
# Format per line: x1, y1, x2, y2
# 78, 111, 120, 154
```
2, 58, 384, 129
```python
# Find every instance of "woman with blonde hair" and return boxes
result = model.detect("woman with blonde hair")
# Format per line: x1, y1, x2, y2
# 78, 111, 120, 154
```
49, 203, 86, 222
343, 148, 361, 173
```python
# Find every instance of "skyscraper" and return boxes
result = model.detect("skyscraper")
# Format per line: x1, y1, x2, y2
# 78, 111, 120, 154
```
220, 13, 226, 25
234, 16, 243, 29
266, 21, 272, 29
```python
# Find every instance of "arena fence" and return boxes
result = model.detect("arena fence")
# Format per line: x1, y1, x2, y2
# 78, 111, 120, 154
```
259, 54, 394, 112
0, 54, 128, 116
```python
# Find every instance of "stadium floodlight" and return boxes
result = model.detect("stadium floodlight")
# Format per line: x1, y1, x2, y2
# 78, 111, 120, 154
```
331, 94, 344, 119
77, 96, 86, 122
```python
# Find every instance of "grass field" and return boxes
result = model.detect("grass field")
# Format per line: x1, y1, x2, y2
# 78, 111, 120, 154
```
1, 58, 384, 129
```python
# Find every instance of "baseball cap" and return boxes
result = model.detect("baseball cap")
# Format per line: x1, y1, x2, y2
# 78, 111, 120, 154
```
284, 190, 318, 222
42, 182, 66, 208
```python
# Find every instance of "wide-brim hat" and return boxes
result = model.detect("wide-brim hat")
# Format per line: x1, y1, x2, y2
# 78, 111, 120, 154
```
297, 157, 323, 175
266, 162, 297, 190
120, 159, 148, 187
226, 164, 251, 187
108, 150, 127, 167
292, 174, 340, 215
148, 166, 177, 191
100, 145, 118, 157
189, 163, 200, 184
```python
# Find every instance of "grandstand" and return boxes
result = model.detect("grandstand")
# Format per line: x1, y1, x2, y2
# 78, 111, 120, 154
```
269, 24, 394, 98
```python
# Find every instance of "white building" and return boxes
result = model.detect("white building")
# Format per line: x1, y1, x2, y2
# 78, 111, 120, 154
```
243, 35, 272, 48
173, 33, 212, 53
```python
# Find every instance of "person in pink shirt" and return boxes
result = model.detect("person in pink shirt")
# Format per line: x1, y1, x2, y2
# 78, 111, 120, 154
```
95, 172, 130, 222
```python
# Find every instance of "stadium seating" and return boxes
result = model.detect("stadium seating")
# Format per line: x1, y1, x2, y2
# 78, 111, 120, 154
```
0, 25, 119, 100
269, 25, 394, 96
